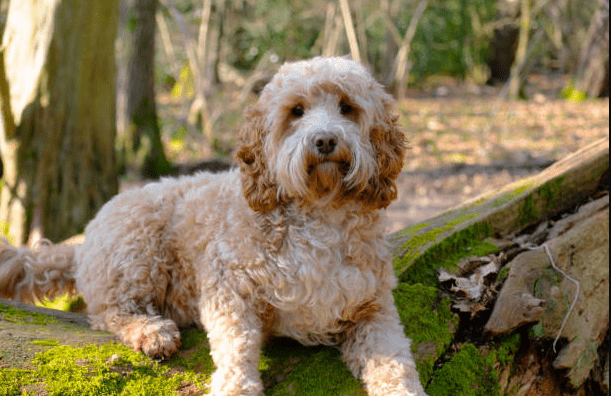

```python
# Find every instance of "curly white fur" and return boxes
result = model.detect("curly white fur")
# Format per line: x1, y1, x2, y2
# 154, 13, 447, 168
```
0, 57, 427, 396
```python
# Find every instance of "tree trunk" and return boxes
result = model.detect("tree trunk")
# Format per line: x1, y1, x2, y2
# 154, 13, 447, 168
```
575, 0, 609, 98
123, 0, 171, 178
0, 0, 119, 246
486, 0, 520, 84
508, 0, 531, 99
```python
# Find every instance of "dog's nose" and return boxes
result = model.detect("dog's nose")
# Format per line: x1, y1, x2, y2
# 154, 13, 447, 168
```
313, 133, 338, 155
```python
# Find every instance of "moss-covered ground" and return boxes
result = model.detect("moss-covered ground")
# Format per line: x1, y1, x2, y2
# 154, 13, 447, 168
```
1, 173, 580, 395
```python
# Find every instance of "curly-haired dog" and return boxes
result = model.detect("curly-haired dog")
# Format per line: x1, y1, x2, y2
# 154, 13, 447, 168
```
0, 57, 427, 395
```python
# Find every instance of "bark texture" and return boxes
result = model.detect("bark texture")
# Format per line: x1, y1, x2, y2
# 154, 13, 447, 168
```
0, 0, 119, 245
122, 0, 171, 177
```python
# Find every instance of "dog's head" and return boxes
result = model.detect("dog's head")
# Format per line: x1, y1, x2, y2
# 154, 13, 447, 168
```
236, 57, 405, 212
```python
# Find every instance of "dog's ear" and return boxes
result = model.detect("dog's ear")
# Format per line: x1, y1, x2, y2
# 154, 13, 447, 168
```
235, 106, 285, 212
360, 98, 405, 210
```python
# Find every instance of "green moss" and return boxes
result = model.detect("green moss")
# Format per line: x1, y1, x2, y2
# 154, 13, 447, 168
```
394, 213, 480, 276
494, 333, 521, 367
529, 322, 545, 339
37, 294, 85, 312
519, 194, 540, 226
394, 284, 459, 383
167, 327, 215, 374
496, 266, 510, 284
0, 302, 58, 325
264, 345, 364, 396
426, 344, 500, 396
0, 369, 35, 395
426, 334, 522, 396
31, 339, 60, 347
538, 176, 565, 209
490, 184, 532, 208
7, 343, 207, 396
398, 221, 496, 287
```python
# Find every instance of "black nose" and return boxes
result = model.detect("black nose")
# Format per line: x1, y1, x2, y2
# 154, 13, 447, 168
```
314, 134, 338, 155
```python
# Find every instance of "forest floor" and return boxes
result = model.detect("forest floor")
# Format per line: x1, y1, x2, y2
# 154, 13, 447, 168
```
147, 72, 609, 233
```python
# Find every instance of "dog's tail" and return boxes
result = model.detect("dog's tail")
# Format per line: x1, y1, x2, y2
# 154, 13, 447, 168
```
0, 238, 78, 304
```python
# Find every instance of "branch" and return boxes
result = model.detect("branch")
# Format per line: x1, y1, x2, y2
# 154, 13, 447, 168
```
0, 47, 15, 140
338, 0, 361, 62
394, 0, 429, 99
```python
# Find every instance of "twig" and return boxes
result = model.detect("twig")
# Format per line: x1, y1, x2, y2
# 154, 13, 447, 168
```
525, 243, 580, 353
338, 0, 361, 62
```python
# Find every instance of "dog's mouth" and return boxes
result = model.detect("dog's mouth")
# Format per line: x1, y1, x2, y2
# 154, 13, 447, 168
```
307, 159, 351, 176
306, 159, 352, 199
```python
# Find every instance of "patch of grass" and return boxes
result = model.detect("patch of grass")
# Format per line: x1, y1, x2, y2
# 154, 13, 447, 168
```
0, 369, 35, 395
0, 302, 58, 325
394, 283, 459, 383
31, 339, 60, 347
8, 343, 207, 396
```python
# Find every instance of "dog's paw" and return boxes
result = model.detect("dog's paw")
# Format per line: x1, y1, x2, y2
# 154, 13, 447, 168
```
123, 317, 181, 359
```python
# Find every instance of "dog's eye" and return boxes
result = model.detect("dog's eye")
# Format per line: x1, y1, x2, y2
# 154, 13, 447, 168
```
291, 105, 305, 117
340, 101, 353, 115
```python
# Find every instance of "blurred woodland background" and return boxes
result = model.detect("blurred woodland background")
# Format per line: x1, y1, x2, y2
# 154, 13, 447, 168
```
0, 0, 608, 245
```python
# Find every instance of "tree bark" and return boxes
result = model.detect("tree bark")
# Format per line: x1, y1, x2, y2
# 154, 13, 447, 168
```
575, 0, 609, 98
123, 0, 171, 178
486, 0, 520, 84
508, 0, 531, 99
0, 0, 119, 246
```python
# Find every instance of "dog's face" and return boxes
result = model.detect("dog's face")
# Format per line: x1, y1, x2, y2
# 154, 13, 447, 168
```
236, 57, 405, 212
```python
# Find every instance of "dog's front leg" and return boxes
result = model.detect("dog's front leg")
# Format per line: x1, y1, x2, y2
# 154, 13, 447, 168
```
340, 292, 428, 396
200, 290, 264, 396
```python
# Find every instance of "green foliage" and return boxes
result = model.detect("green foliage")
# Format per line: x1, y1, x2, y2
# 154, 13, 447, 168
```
0, 369, 34, 396
227, 0, 323, 70
561, 82, 588, 102
399, 0, 496, 80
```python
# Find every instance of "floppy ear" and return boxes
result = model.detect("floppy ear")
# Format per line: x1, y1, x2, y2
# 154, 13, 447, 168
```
235, 106, 285, 212
359, 98, 406, 210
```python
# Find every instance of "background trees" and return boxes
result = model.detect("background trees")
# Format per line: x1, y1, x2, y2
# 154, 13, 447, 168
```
0, 0, 119, 246
0, 0, 607, 245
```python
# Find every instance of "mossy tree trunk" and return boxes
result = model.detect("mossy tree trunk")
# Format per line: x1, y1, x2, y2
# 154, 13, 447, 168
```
122, 0, 171, 178
0, 0, 119, 246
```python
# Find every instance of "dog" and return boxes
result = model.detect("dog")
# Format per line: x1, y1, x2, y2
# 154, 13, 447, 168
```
0, 57, 427, 395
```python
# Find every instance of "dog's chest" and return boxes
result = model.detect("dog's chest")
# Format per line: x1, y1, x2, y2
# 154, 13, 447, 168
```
262, 213, 390, 344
